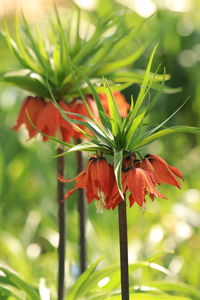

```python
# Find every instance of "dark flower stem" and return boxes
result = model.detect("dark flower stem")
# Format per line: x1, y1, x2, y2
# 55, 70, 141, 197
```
57, 147, 66, 300
76, 141, 87, 273
118, 200, 129, 300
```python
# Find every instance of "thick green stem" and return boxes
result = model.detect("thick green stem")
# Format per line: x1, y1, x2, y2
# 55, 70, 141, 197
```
118, 200, 129, 300
76, 147, 87, 273
57, 147, 66, 300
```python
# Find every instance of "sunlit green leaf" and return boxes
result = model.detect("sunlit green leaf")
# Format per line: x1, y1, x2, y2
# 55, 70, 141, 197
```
148, 281, 200, 299
114, 150, 123, 199
145, 98, 189, 137
106, 294, 192, 300
125, 111, 145, 148
0, 75, 50, 97
132, 126, 200, 150
0, 267, 40, 300
75, 69, 109, 127
98, 42, 148, 75
67, 258, 104, 300
132, 44, 158, 118
103, 78, 122, 135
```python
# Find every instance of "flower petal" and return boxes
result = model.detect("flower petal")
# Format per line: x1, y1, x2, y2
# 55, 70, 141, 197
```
13, 96, 46, 138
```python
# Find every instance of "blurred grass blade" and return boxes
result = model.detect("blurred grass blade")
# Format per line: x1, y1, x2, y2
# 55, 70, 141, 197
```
147, 250, 174, 262
106, 295, 192, 300
67, 258, 104, 300
148, 281, 200, 299
129, 262, 170, 276
79, 265, 119, 298
0, 285, 22, 300
0, 267, 40, 300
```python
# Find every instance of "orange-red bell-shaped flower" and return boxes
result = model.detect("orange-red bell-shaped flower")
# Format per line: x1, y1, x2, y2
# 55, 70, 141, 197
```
58, 156, 115, 213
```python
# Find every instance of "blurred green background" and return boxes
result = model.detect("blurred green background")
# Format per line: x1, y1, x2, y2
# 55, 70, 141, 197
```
0, 0, 200, 297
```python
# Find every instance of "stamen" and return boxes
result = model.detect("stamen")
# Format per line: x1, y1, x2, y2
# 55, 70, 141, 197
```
142, 202, 147, 213
95, 189, 106, 213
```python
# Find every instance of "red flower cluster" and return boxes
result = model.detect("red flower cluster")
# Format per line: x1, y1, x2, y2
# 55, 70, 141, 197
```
99, 92, 130, 118
58, 154, 183, 212
13, 92, 129, 142
13, 96, 74, 141
58, 156, 115, 213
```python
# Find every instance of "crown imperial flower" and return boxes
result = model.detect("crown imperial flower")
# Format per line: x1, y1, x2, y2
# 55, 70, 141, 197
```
107, 162, 167, 210
58, 153, 183, 212
58, 156, 115, 213
13, 96, 46, 139
12, 97, 74, 142
13, 92, 129, 142
141, 154, 183, 188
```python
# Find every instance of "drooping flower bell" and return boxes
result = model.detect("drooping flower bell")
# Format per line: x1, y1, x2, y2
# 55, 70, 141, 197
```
140, 154, 183, 189
58, 153, 183, 212
36, 100, 74, 142
106, 154, 183, 210
12, 96, 74, 142
13, 96, 46, 139
107, 159, 166, 210
58, 155, 115, 213
13, 92, 129, 142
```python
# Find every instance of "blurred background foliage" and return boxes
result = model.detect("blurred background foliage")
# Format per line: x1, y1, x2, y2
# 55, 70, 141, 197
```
0, 0, 200, 298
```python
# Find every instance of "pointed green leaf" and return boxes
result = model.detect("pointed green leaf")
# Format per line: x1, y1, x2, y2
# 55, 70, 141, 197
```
73, 68, 112, 129
50, 101, 114, 146
103, 78, 122, 135
67, 258, 104, 300
146, 98, 189, 137
125, 112, 145, 148
132, 126, 200, 150
132, 44, 158, 118
98, 42, 148, 75
21, 13, 51, 72
68, 61, 99, 124
0, 75, 50, 97
147, 250, 174, 262
114, 150, 123, 199
80, 265, 119, 298
111, 71, 171, 83
0, 267, 40, 300
66, 142, 111, 154
15, 15, 43, 73
81, 81, 133, 94
103, 17, 147, 62
0, 285, 22, 300
148, 281, 200, 299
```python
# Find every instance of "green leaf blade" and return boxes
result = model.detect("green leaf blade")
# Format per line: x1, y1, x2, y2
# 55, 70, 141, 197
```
114, 150, 123, 199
